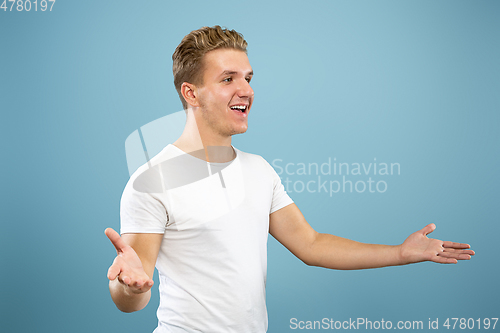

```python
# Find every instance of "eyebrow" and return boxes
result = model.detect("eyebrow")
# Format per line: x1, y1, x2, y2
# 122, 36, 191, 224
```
220, 70, 253, 77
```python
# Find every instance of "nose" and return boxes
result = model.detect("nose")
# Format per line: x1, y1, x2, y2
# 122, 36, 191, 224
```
237, 78, 254, 99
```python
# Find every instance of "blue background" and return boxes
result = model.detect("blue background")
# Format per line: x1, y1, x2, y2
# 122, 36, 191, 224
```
1, 0, 499, 332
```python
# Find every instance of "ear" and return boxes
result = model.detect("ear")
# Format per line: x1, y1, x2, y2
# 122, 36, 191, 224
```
181, 82, 200, 108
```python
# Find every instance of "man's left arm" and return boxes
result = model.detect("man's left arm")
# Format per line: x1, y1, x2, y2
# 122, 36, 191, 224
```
269, 204, 474, 270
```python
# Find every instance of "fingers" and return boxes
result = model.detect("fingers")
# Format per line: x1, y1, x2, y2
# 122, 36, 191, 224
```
105, 228, 128, 254
432, 246, 473, 263
421, 223, 436, 236
107, 254, 128, 280
438, 251, 472, 260
129, 279, 154, 292
432, 255, 458, 264
441, 247, 475, 256
443, 241, 471, 249
442, 247, 474, 259
442, 241, 475, 259
107, 256, 154, 293
107, 260, 122, 280
117, 274, 154, 293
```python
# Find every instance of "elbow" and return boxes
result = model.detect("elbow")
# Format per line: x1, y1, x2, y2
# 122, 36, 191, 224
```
117, 307, 135, 314
299, 252, 320, 267
302, 257, 320, 267
300, 232, 321, 267
119, 297, 150, 313
303, 260, 315, 267
116, 305, 141, 313
109, 282, 150, 313
114, 300, 148, 313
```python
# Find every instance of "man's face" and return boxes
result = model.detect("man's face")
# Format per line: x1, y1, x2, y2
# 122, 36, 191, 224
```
195, 48, 254, 138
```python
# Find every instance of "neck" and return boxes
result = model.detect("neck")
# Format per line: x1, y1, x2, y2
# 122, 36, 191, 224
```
173, 108, 235, 163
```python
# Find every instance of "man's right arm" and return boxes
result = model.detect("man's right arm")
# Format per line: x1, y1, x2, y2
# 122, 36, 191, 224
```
105, 228, 163, 313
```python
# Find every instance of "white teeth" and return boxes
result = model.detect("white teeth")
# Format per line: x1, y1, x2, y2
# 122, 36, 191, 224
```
230, 105, 246, 110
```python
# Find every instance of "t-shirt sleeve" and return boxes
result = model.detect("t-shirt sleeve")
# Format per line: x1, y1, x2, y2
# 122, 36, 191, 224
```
120, 176, 168, 234
265, 158, 294, 214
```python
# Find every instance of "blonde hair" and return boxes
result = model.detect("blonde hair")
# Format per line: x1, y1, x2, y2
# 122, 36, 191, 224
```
172, 25, 248, 109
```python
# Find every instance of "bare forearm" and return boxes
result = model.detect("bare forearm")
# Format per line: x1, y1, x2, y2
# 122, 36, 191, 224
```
109, 278, 151, 313
307, 233, 404, 270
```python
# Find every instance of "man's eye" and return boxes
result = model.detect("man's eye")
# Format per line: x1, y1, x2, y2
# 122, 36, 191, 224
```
246, 77, 252, 83
223, 77, 232, 82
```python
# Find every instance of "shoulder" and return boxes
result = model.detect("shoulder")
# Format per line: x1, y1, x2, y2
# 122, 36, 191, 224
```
128, 144, 180, 180
233, 147, 280, 180
234, 147, 270, 165
122, 144, 181, 201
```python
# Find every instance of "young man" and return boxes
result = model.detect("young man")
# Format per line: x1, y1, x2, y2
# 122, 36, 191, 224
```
105, 26, 474, 333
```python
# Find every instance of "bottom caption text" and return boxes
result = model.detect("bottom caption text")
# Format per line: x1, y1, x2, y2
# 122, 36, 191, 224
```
290, 317, 498, 330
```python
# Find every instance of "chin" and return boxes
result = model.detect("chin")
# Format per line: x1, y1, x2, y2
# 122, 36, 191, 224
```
230, 127, 248, 136
238, 125, 249, 134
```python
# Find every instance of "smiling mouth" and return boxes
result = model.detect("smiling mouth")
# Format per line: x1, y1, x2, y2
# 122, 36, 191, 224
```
230, 105, 248, 113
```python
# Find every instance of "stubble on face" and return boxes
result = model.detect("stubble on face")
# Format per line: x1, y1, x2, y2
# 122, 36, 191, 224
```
194, 49, 254, 141
198, 99, 244, 137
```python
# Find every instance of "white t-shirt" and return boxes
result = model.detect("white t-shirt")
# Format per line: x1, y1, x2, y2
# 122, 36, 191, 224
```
120, 144, 293, 333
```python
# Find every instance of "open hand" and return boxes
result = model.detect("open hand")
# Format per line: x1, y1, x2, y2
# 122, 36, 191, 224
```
105, 228, 154, 294
400, 223, 475, 264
